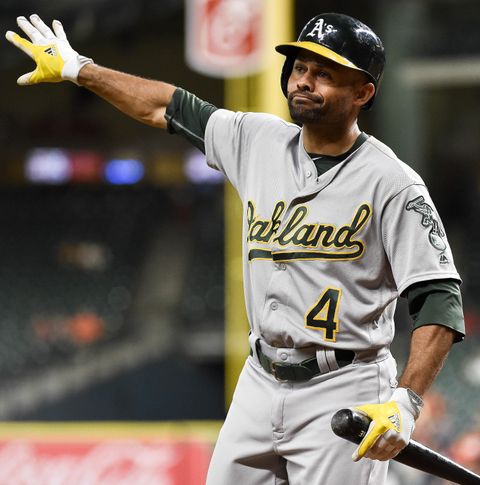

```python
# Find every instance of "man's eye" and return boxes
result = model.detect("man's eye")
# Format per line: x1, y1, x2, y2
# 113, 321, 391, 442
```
294, 65, 306, 73
317, 70, 330, 78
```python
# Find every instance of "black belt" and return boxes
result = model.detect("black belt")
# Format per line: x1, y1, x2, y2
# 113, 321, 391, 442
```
252, 342, 355, 382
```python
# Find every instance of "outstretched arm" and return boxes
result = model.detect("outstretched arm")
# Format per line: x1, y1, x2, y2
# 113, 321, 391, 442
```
78, 64, 176, 129
5, 14, 176, 129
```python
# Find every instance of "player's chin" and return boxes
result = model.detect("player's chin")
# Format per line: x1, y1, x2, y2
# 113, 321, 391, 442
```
288, 104, 324, 124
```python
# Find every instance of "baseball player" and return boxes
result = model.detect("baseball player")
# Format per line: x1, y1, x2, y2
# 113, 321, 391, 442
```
6, 12, 465, 485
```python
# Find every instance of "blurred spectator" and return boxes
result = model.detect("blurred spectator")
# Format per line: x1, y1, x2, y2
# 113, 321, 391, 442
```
449, 430, 480, 476
464, 308, 480, 336
68, 312, 105, 345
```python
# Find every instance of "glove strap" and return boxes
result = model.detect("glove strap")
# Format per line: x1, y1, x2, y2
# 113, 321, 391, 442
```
391, 387, 423, 419
64, 55, 94, 85
406, 388, 424, 411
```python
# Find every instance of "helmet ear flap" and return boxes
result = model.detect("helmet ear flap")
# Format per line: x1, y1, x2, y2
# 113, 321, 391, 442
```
280, 56, 296, 98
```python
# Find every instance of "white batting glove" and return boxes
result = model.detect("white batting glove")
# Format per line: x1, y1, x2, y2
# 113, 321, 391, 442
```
352, 387, 423, 462
5, 14, 93, 85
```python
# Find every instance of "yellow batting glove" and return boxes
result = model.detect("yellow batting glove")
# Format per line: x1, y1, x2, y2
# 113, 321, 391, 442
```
5, 14, 93, 85
352, 387, 423, 462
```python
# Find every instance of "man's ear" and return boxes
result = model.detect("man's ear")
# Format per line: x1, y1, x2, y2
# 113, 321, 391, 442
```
354, 82, 375, 108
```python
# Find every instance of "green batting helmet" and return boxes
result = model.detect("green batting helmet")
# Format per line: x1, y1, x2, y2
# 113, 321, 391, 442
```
275, 13, 386, 110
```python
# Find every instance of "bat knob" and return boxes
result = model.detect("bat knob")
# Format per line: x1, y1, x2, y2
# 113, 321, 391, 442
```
331, 408, 371, 445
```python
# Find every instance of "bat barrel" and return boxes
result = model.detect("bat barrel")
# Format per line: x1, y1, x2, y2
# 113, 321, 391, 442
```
398, 441, 480, 485
331, 409, 480, 485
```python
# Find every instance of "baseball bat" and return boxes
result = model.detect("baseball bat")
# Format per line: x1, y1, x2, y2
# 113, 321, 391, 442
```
331, 408, 480, 485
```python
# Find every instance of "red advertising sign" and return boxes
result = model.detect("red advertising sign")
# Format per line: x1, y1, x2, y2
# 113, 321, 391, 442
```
186, 0, 264, 77
0, 437, 213, 484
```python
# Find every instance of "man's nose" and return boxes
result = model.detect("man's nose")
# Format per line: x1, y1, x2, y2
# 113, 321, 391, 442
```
297, 71, 314, 91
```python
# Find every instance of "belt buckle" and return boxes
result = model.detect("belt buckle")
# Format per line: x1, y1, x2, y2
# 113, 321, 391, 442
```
270, 361, 289, 382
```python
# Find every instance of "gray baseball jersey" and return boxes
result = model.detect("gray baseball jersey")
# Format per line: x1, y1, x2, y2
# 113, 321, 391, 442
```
205, 109, 461, 351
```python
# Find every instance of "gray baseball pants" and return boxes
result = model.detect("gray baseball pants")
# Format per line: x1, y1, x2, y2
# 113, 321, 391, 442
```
206, 344, 396, 484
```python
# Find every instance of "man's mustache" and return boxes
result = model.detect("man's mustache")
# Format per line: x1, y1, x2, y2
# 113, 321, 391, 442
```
288, 91, 324, 104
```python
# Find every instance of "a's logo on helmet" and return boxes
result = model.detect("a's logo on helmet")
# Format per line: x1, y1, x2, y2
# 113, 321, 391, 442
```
305, 18, 336, 40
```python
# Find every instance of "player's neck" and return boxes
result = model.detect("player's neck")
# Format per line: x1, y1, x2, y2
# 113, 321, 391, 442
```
302, 122, 361, 156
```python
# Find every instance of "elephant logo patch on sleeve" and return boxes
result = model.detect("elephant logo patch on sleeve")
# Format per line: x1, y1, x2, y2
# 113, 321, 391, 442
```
406, 195, 449, 263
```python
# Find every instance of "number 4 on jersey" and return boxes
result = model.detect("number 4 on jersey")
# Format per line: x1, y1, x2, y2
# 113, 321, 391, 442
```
305, 287, 342, 342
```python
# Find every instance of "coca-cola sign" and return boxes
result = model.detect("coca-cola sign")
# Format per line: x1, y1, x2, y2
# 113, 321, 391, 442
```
0, 439, 212, 484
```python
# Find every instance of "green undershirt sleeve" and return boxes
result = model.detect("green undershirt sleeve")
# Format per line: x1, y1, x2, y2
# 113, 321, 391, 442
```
403, 279, 465, 342
164, 88, 218, 153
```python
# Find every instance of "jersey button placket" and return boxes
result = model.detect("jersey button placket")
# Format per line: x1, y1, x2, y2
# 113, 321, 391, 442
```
260, 259, 291, 341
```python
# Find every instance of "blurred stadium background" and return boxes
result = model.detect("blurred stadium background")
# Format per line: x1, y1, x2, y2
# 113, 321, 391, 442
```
0, 0, 479, 483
